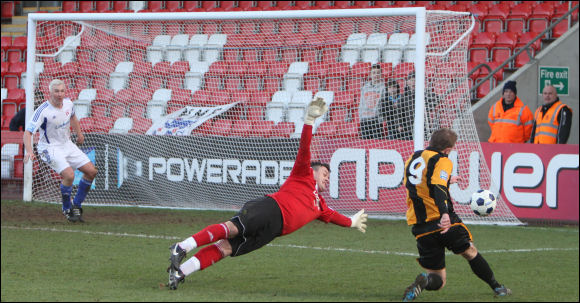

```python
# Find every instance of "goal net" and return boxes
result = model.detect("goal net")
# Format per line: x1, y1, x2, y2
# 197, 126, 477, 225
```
24, 9, 522, 225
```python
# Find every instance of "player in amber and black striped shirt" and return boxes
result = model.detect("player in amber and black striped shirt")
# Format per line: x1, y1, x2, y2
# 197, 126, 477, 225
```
165, 97, 368, 290
401, 128, 511, 301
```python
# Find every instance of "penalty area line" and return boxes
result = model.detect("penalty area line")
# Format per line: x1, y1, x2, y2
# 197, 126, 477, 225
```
2, 225, 578, 256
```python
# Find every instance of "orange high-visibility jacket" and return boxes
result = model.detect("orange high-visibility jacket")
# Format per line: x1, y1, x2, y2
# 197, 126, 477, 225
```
488, 97, 534, 143
533, 101, 571, 144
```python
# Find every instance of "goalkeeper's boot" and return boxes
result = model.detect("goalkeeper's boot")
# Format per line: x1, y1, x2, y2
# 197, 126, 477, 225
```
72, 206, 84, 223
402, 273, 428, 302
63, 208, 77, 222
167, 266, 185, 290
493, 285, 512, 297
168, 243, 187, 272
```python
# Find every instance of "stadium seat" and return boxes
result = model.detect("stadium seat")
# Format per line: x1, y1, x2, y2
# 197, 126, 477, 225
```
95, 1, 113, 12
341, 33, 367, 66
61, 1, 78, 12
251, 120, 275, 137
109, 61, 134, 92
469, 32, 495, 63
271, 121, 294, 138
208, 119, 232, 136
315, 121, 337, 137
491, 32, 518, 67
129, 117, 153, 133
483, 5, 509, 32
361, 33, 388, 64
230, 119, 252, 137
11, 36, 27, 51
147, 35, 172, 65
79, 1, 95, 12
283, 62, 309, 93
506, 2, 533, 33
109, 117, 133, 133
165, 34, 190, 64
404, 33, 430, 63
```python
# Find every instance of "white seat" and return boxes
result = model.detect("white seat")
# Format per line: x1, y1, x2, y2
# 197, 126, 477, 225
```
147, 35, 172, 65
74, 103, 90, 119
184, 34, 208, 65
341, 33, 367, 67
283, 62, 309, 93
382, 49, 402, 67
78, 88, 97, 102
265, 102, 285, 124
109, 62, 134, 92
290, 90, 313, 106
74, 88, 97, 119
404, 33, 431, 63
271, 90, 293, 107
1, 88, 7, 102
362, 33, 388, 64
58, 36, 81, 64
147, 89, 172, 120
387, 33, 410, 50
184, 61, 209, 92
165, 34, 190, 64
1, 143, 20, 179
203, 34, 227, 65
109, 117, 134, 134
129, 1, 146, 12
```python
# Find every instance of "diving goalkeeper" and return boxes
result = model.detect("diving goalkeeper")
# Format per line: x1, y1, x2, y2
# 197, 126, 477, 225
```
166, 97, 368, 290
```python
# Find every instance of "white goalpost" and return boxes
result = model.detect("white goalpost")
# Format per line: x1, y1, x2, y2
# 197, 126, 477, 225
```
23, 8, 522, 225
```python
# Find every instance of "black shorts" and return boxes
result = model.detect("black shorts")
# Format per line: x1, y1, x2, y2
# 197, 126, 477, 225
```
228, 196, 283, 257
414, 223, 473, 270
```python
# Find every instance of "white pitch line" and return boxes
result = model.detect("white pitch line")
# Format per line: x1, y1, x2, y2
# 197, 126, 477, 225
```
2, 225, 578, 257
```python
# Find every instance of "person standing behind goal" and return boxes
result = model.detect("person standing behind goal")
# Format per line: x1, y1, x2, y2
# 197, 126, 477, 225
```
166, 97, 368, 290
23, 79, 98, 222
401, 128, 511, 301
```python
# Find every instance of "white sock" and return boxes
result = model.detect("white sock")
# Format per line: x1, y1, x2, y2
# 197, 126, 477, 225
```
180, 257, 201, 276
179, 237, 197, 253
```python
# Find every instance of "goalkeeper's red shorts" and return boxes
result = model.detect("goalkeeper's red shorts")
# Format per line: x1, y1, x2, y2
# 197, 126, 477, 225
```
228, 196, 283, 257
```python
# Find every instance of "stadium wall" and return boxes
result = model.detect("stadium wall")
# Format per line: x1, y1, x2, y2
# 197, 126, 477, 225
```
473, 23, 579, 145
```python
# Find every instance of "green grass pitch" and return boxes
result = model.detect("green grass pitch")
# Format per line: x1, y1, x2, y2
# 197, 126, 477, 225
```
1, 199, 578, 301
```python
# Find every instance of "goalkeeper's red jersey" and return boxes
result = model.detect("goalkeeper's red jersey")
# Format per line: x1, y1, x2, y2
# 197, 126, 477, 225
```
268, 124, 351, 235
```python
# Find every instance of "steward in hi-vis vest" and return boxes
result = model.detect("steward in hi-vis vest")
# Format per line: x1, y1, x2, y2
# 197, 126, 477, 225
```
530, 85, 573, 144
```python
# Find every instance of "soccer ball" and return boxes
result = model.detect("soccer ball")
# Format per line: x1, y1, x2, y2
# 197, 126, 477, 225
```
470, 189, 497, 216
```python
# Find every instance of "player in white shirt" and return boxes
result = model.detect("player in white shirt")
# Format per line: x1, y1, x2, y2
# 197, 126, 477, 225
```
23, 79, 98, 222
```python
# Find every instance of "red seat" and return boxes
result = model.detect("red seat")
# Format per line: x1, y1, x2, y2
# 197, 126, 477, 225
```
329, 103, 350, 122
315, 121, 337, 137
506, 2, 533, 33
271, 121, 294, 138
469, 32, 495, 63
79, 1, 95, 12
6, 50, 21, 64
1, 37, 11, 51
90, 103, 108, 118
483, 5, 509, 32
1, 102, 17, 116
6, 88, 25, 101
528, 2, 554, 35
516, 32, 542, 52
244, 77, 262, 91
11, 36, 27, 51
209, 119, 232, 136
61, 1, 78, 12
230, 120, 252, 137
491, 32, 518, 66
251, 120, 274, 137
337, 121, 359, 138
129, 117, 153, 133
6, 62, 26, 76
350, 62, 371, 79
303, 77, 321, 92
129, 104, 146, 119
95, 1, 112, 12
109, 104, 127, 119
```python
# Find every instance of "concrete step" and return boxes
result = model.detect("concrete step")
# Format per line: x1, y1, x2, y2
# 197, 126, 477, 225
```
11, 16, 28, 25
1, 24, 27, 33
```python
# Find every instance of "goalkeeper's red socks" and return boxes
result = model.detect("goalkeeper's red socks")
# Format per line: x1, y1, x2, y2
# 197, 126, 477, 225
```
180, 244, 225, 276
179, 223, 229, 253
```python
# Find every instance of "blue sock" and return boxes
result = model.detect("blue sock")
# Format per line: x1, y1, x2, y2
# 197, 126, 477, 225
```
73, 178, 93, 207
60, 184, 72, 211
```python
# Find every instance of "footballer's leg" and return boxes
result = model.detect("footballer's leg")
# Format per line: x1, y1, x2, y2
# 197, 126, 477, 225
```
168, 240, 231, 290
403, 233, 447, 301
71, 161, 97, 223
169, 221, 238, 271
59, 167, 76, 222
460, 245, 511, 297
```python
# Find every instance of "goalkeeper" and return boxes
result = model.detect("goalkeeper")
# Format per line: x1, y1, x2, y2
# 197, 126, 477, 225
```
166, 97, 368, 290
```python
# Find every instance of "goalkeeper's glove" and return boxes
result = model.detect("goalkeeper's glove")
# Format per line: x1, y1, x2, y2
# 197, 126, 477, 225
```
350, 209, 368, 233
304, 97, 328, 125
